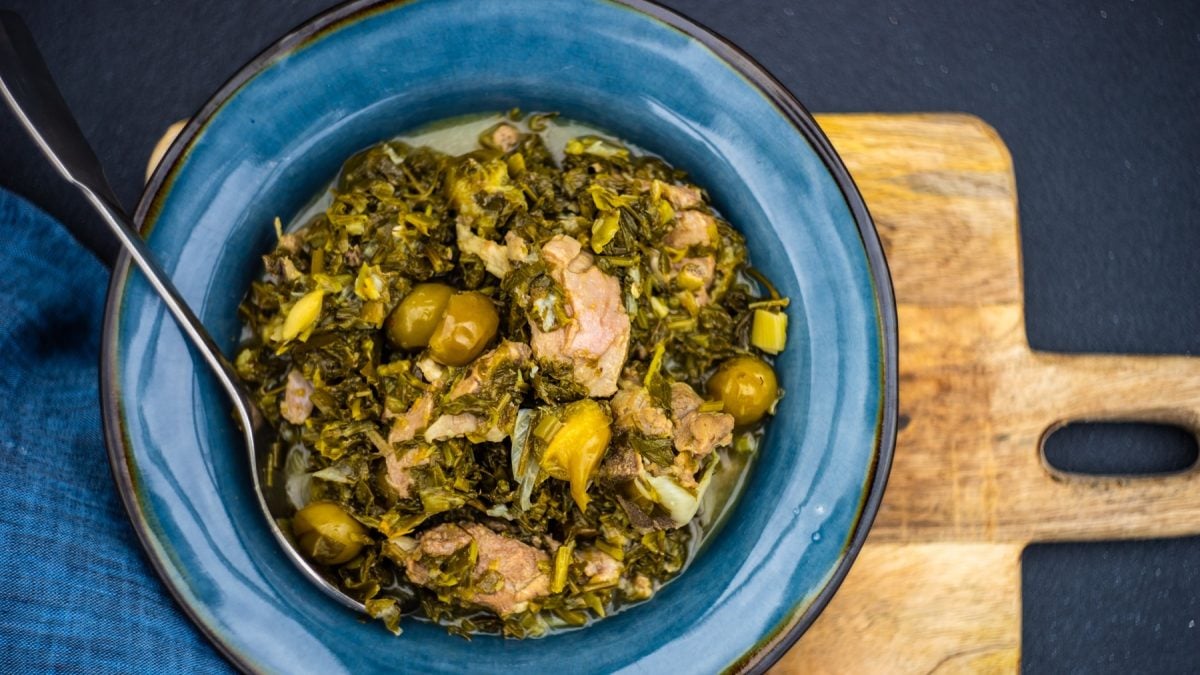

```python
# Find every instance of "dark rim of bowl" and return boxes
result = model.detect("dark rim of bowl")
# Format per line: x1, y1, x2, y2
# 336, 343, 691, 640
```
99, 0, 899, 672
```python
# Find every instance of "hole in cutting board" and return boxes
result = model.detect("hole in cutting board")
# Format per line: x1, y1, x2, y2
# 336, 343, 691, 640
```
1043, 422, 1198, 476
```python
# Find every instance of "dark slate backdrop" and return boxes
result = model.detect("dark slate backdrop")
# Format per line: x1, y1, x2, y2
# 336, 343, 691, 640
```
1, 1, 1197, 672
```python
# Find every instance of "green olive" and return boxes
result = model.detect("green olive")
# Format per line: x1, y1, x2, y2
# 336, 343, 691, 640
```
292, 501, 367, 566
706, 356, 779, 426
428, 291, 500, 366
385, 282, 454, 349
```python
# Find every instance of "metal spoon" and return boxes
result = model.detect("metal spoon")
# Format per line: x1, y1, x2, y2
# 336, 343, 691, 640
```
0, 11, 364, 613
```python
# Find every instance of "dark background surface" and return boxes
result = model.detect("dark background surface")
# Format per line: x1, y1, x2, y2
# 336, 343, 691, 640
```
1, 0, 1197, 672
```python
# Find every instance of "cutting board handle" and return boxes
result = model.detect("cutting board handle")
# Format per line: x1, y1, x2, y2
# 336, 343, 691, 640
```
1032, 351, 1200, 457
1017, 351, 1200, 542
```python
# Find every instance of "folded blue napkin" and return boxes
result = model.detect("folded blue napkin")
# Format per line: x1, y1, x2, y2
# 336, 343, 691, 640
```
0, 189, 230, 672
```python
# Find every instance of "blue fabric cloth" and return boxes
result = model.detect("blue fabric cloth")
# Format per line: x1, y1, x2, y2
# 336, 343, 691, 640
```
0, 189, 231, 673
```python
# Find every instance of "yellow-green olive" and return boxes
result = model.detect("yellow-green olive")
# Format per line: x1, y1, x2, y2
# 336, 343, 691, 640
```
706, 356, 779, 426
385, 282, 454, 349
292, 501, 367, 566
428, 291, 500, 366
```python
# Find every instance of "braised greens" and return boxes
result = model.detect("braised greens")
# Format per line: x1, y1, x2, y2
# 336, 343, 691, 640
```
236, 112, 787, 637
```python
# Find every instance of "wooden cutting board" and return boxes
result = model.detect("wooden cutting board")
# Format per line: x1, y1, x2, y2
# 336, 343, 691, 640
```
774, 114, 1200, 674
149, 114, 1200, 673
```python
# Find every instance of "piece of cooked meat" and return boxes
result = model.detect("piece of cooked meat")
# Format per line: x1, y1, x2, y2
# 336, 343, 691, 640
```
424, 340, 530, 443
504, 231, 534, 264
662, 183, 702, 210
674, 409, 733, 458
415, 522, 472, 557
529, 235, 631, 397
455, 226, 535, 280
423, 412, 511, 443
598, 443, 644, 487
276, 231, 301, 253
404, 523, 551, 616
634, 179, 701, 210
448, 340, 531, 399
671, 255, 717, 305
669, 381, 703, 420
455, 522, 550, 617
620, 573, 654, 601
424, 413, 487, 441
388, 343, 532, 491
416, 356, 446, 384
671, 451, 702, 489
280, 369, 314, 425
457, 221, 513, 279
383, 445, 433, 499
664, 210, 716, 249
577, 547, 623, 588
610, 385, 673, 438
488, 123, 521, 153
388, 392, 436, 445
383, 387, 442, 499
669, 382, 734, 458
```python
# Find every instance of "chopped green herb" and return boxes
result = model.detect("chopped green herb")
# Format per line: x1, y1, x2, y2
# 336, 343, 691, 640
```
238, 111, 787, 638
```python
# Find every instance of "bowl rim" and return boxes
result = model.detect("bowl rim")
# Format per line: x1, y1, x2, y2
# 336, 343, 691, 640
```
99, 0, 898, 671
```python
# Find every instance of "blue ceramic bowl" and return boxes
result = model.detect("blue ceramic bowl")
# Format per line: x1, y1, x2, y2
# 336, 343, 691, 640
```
102, 0, 897, 672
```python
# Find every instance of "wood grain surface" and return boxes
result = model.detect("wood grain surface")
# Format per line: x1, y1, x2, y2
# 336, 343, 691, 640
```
776, 114, 1200, 674
147, 114, 1200, 674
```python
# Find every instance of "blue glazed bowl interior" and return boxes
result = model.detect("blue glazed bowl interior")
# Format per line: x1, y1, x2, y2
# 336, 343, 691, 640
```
107, 0, 888, 672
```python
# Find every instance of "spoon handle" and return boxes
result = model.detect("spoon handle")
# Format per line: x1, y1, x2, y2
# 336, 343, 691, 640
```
0, 11, 119, 263
0, 11, 252, 415
0, 13, 370, 613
